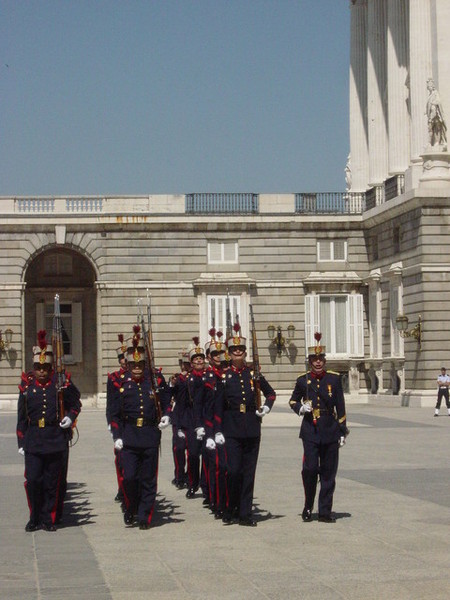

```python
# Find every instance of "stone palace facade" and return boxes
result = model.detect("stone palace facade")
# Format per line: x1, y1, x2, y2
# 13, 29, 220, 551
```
1, 1, 449, 408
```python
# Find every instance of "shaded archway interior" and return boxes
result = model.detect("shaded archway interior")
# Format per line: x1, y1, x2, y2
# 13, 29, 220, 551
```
24, 247, 97, 395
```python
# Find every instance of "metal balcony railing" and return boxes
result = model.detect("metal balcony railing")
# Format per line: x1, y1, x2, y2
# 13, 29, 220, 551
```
295, 192, 365, 214
185, 193, 259, 214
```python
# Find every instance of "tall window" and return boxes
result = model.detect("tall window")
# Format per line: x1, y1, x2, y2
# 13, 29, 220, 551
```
390, 284, 402, 357
369, 285, 381, 358
36, 301, 82, 363
207, 242, 238, 264
207, 294, 241, 334
317, 239, 347, 262
305, 294, 363, 357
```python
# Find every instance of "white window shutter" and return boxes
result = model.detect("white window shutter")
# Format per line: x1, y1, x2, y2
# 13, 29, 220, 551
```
208, 243, 222, 262
349, 294, 363, 357
305, 294, 320, 352
72, 302, 82, 362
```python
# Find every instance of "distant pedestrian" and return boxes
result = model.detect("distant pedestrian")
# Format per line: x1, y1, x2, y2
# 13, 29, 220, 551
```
434, 367, 450, 417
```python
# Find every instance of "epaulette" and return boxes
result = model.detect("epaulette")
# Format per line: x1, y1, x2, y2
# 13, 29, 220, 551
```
297, 372, 307, 378
18, 371, 32, 392
327, 370, 340, 375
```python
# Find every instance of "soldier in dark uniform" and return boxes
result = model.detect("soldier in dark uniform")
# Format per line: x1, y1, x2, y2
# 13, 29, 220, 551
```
106, 334, 127, 503
214, 324, 276, 527
109, 325, 171, 529
289, 332, 349, 523
206, 331, 227, 518
174, 338, 209, 499
16, 330, 81, 532
169, 349, 190, 489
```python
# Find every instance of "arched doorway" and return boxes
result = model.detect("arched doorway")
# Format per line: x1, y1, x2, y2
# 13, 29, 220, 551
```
24, 247, 97, 395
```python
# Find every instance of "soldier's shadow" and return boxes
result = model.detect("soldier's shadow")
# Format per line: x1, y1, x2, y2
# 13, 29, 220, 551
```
252, 499, 285, 523
295, 511, 352, 521
150, 493, 185, 528
59, 482, 96, 528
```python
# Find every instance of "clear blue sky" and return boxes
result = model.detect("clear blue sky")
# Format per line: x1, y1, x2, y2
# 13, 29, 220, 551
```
1, 0, 350, 196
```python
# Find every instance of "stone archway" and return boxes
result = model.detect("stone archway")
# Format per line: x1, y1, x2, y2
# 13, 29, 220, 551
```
24, 247, 97, 396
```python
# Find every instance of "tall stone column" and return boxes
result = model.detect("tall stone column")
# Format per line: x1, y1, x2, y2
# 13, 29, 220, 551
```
367, 0, 388, 187
405, 0, 432, 190
349, 0, 369, 192
387, 0, 409, 176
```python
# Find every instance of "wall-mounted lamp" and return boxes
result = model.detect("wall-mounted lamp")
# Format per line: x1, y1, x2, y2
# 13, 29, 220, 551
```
0, 328, 13, 354
395, 314, 422, 349
267, 324, 295, 356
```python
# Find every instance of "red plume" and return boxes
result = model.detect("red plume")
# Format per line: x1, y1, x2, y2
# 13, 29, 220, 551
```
37, 330, 47, 349
118, 334, 124, 343
133, 325, 140, 335
314, 332, 322, 342
216, 330, 223, 339
233, 323, 241, 333
192, 336, 200, 346
208, 327, 216, 338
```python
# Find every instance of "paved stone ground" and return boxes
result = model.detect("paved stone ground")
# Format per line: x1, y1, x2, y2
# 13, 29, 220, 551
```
1, 404, 450, 600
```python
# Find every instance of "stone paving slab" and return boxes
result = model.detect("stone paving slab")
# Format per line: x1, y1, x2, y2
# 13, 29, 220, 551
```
1, 405, 449, 599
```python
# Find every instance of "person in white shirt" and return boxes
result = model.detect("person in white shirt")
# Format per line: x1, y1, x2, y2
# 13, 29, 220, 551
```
434, 367, 450, 417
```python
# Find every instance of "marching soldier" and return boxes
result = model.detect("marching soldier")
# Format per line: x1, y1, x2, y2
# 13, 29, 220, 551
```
174, 337, 210, 499
16, 330, 81, 532
214, 324, 276, 526
206, 331, 228, 518
169, 350, 190, 489
106, 334, 128, 503
109, 325, 171, 529
289, 332, 349, 523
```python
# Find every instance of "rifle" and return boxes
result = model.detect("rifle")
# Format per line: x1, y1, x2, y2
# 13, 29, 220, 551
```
138, 296, 162, 422
52, 294, 66, 422
225, 291, 232, 341
249, 304, 262, 410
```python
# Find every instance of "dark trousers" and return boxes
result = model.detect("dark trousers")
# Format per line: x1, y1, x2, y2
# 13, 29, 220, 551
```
225, 436, 260, 519
302, 439, 339, 517
122, 446, 159, 524
436, 388, 450, 409
172, 426, 187, 485
184, 428, 202, 491
114, 447, 124, 493
201, 441, 217, 505
25, 451, 64, 526
215, 444, 227, 511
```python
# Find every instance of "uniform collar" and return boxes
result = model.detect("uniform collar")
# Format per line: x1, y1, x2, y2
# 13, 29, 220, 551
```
191, 368, 205, 376
310, 370, 326, 381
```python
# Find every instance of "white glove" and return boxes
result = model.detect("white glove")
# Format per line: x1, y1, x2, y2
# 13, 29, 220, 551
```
195, 427, 206, 440
339, 436, 346, 447
206, 438, 216, 451
60, 416, 72, 429
114, 438, 124, 451
18, 447, 25, 456
215, 432, 225, 445
158, 416, 171, 430
177, 429, 186, 439
256, 405, 270, 418
299, 402, 312, 415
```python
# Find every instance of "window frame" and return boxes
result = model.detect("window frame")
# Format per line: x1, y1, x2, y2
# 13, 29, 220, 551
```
317, 239, 348, 262
305, 293, 363, 358
207, 241, 239, 265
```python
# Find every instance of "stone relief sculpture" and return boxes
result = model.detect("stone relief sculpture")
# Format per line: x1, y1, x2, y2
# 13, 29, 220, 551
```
426, 78, 447, 149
